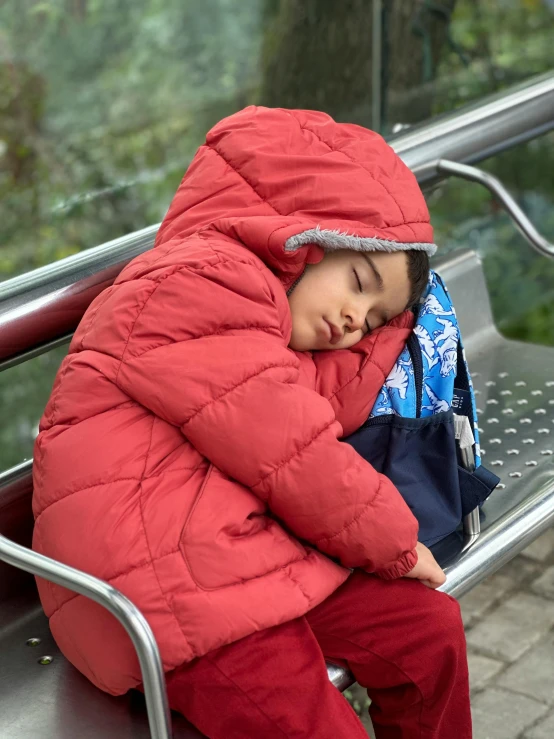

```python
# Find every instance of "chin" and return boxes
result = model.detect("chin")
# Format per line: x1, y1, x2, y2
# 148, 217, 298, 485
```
292, 340, 321, 352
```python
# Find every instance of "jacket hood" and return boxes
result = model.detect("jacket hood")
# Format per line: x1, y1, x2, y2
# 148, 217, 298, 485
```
155, 106, 436, 290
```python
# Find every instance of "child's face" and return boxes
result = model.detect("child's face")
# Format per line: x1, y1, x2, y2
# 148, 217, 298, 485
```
287, 249, 411, 351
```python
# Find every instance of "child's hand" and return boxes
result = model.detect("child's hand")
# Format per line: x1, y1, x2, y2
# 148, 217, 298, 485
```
403, 542, 446, 589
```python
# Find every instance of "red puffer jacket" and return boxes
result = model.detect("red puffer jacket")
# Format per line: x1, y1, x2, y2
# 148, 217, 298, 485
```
32, 107, 435, 696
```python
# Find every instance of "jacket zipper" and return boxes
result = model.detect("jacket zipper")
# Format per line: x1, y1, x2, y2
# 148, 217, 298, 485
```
286, 269, 306, 296
407, 332, 424, 418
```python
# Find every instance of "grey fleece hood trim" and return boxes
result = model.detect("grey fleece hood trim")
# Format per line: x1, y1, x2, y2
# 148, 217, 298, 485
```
284, 226, 437, 257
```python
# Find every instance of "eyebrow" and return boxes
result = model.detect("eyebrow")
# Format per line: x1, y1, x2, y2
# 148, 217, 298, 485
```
361, 253, 391, 324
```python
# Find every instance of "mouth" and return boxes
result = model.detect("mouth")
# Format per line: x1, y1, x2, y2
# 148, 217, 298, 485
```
323, 319, 343, 345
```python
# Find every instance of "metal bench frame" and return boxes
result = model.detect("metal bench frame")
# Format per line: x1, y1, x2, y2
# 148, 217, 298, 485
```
1, 73, 553, 739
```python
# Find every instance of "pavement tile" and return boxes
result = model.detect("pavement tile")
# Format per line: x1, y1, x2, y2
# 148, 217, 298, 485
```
471, 688, 547, 739
531, 565, 554, 600
524, 709, 554, 739
522, 529, 554, 563
460, 571, 514, 627
467, 652, 505, 692
466, 593, 554, 662
460, 557, 538, 627
496, 633, 554, 704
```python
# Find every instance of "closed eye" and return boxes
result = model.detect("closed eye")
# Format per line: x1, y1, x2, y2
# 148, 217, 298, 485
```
353, 269, 372, 334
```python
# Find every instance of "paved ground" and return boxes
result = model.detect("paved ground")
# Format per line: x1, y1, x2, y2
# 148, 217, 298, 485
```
347, 527, 554, 738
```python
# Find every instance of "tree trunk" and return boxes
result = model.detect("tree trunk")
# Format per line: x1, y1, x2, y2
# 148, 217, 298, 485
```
69, 0, 88, 21
259, 0, 457, 131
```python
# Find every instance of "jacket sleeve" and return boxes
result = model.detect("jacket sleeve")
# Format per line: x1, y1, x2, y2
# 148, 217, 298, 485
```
308, 311, 414, 437
112, 248, 418, 578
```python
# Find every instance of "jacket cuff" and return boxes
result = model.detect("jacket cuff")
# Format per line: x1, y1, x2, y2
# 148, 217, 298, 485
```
373, 548, 418, 580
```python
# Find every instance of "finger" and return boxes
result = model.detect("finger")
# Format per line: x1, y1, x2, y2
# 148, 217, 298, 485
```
430, 571, 446, 588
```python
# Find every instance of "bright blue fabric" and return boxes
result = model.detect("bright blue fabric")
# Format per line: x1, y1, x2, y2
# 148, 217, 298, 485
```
369, 270, 482, 466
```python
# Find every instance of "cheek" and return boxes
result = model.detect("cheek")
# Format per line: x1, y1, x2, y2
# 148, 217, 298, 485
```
287, 287, 306, 323
288, 293, 315, 347
289, 278, 321, 323
340, 330, 364, 350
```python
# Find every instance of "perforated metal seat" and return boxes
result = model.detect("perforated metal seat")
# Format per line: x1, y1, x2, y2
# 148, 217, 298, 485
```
463, 345, 554, 525
0, 591, 204, 739
428, 250, 554, 567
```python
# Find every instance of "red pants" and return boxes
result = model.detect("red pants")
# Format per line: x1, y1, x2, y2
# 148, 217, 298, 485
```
165, 571, 471, 738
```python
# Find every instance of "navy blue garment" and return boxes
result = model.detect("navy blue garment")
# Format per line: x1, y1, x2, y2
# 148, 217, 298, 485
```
343, 271, 500, 546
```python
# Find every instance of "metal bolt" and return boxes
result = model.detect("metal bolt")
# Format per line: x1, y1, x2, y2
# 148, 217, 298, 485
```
38, 656, 54, 666
26, 638, 41, 647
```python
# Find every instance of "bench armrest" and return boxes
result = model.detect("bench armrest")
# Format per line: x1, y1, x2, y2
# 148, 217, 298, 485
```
0, 534, 173, 739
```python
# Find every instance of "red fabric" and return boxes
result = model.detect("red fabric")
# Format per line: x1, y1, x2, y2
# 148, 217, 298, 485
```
32, 107, 433, 695
164, 572, 471, 739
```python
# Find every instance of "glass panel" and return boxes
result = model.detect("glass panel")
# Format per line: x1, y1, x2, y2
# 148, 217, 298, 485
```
429, 131, 554, 347
1, 0, 552, 279
380, 0, 554, 133
0, 345, 67, 470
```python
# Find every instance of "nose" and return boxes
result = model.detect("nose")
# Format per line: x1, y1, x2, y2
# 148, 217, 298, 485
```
343, 302, 366, 333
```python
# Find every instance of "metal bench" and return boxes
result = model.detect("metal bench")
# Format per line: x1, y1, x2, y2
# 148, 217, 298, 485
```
1, 75, 553, 738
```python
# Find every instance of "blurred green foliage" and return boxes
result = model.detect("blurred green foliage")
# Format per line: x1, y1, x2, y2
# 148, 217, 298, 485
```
428, 132, 554, 346
0, 0, 553, 468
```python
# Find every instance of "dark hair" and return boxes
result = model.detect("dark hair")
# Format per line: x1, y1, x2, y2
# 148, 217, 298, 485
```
406, 249, 430, 310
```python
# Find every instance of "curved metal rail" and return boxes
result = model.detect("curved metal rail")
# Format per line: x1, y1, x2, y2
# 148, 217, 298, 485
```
0, 534, 173, 739
440, 477, 554, 599
396, 72, 554, 180
437, 159, 554, 260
